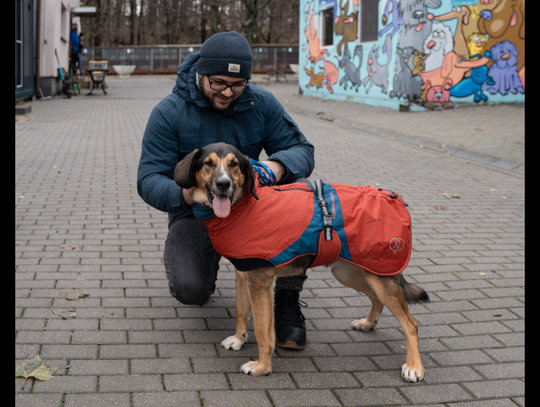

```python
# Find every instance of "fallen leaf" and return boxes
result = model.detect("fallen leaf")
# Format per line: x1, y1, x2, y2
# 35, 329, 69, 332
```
62, 289, 90, 301
442, 192, 460, 199
20, 195, 25, 198
493, 313, 502, 317
439, 143, 447, 148
316, 112, 324, 115
434, 205, 447, 210
15, 355, 59, 390
60, 243, 80, 251
475, 127, 486, 131
420, 144, 424, 148
400, 345, 407, 349
16, 242, 20, 245
490, 189, 496, 192
47, 303, 76, 319
479, 273, 486, 276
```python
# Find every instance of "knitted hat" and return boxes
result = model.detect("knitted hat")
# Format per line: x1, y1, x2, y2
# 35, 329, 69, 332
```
197, 32, 252, 79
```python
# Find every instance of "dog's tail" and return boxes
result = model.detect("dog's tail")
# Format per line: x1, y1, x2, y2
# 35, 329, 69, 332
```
399, 274, 430, 304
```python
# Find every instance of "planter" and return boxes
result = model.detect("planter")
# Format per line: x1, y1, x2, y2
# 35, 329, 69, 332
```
289, 64, 299, 75
112, 65, 136, 78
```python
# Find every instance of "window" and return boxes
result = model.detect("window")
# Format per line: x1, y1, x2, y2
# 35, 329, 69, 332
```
358, 0, 378, 43
16, 0, 23, 88
320, 7, 334, 47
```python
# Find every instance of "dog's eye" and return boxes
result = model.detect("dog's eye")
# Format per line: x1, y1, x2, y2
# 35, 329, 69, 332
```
204, 160, 215, 168
229, 161, 238, 168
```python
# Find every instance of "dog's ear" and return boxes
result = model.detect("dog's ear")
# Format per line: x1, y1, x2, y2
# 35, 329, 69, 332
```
174, 149, 202, 189
241, 155, 259, 200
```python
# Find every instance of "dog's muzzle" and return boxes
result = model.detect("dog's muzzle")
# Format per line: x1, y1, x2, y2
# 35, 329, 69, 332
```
208, 176, 235, 218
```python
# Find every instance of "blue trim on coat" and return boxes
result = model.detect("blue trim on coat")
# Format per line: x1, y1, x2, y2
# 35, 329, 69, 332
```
268, 183, 353, 267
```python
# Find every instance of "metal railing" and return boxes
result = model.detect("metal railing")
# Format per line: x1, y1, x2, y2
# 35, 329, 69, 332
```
81, 44, 299, 74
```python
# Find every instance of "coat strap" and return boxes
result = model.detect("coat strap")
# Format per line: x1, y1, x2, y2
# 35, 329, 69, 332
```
313, 179, 333, 241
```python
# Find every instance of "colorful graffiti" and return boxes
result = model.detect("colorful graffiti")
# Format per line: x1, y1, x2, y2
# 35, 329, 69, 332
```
299, 0, 525, 109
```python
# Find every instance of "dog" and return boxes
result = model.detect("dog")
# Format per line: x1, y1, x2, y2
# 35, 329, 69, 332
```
363, 34, 393, 94
482, 40, 524, 95
338, 45, 363, 92
174, 142, 430, 382
422, 22, 454, 72
390, 46, 423, 102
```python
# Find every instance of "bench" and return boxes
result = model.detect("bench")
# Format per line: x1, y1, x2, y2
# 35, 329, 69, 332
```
268, 63, 290, 82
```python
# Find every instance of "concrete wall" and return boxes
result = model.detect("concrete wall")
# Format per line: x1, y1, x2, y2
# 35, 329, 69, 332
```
299, 0, 525, 110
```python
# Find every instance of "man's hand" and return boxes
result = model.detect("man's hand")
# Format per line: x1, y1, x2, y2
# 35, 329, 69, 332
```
182, 186, 195, 206
260, 160, 286, 183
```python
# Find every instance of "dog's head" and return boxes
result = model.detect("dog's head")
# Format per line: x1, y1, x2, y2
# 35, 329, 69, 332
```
174, 142, 259, 218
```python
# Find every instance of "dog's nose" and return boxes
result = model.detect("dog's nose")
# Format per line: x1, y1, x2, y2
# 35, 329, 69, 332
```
216, 177, 231, 192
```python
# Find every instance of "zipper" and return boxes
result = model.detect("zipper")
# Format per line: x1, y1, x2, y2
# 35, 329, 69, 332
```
273, 187, 312, 193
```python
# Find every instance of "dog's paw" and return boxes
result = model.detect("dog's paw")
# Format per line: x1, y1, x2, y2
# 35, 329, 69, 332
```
351, 318, 377, 331
221, 334, 247, 351
240, 360, 271, 377
401, 363, 424, 383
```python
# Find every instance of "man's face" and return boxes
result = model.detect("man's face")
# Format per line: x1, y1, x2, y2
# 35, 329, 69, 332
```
199, 74, 248, 111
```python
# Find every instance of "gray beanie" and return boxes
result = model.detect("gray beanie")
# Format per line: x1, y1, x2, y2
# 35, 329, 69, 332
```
197, 32, 252, 79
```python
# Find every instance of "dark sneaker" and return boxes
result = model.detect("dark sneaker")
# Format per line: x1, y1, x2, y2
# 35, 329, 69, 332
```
274, 289, 307, 349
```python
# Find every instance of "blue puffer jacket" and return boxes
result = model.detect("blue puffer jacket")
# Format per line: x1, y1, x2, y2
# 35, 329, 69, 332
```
137, 52, 315, 229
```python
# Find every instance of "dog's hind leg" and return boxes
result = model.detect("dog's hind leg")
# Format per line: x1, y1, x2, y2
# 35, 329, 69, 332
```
330, 260, 383, 331
240, 267, 276, 376
221, 268, 251, 351
362, 271, 424, 382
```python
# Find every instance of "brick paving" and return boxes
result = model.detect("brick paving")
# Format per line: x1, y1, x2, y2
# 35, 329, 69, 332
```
16, 75, 524, 406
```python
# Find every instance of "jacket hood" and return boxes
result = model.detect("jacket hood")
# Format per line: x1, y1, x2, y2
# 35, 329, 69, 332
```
172, 52, 204, 105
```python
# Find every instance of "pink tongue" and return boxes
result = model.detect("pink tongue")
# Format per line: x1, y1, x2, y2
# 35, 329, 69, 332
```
213, 195, 231, 218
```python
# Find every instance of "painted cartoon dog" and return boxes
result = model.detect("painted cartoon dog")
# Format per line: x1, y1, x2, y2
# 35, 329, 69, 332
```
482, 40, 524, 95
174, 142, 430, 382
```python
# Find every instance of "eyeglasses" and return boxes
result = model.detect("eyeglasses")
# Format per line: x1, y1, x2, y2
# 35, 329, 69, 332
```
207, 76, 249, 93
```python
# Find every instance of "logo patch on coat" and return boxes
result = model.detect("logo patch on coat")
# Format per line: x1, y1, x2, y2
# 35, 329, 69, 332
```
390, 238, 405, 254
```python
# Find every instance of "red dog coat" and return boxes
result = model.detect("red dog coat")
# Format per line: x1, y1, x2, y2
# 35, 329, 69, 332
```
193, 181, 412, 276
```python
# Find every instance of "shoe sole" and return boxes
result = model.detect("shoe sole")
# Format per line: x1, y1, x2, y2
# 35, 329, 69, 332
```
276, 340, 307, 350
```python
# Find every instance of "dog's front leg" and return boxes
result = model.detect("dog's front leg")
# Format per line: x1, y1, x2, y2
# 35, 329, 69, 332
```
222, 268, 251, 351
240, 267, 276, 376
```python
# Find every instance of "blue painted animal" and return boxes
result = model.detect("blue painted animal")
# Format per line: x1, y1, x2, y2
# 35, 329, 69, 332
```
449, 51, 494, 102
379, 0, 403, 53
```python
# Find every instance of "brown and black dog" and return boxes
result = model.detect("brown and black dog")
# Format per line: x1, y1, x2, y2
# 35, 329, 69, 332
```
175, 142, 430, 382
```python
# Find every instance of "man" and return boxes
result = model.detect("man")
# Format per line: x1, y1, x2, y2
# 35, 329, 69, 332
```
70, 25, 83, 76
137, 32, 315, 349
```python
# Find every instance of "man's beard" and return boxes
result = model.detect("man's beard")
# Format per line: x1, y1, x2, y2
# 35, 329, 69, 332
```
200, 79, 238, 111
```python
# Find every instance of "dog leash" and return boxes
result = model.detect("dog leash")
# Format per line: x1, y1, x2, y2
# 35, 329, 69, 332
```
249, 158, 277, 186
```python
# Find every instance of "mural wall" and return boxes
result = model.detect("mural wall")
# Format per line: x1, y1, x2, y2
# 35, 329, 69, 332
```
299, 0, 525, 110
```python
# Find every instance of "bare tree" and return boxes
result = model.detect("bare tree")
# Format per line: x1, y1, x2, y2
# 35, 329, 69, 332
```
80, 0, 298, 47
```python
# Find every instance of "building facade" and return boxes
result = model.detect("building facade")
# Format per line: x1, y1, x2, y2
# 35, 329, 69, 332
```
298, 0, 525, 110
15, 0, 82, 101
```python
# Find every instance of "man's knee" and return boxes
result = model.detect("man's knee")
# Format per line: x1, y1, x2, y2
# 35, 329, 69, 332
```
168, 279, 210, 305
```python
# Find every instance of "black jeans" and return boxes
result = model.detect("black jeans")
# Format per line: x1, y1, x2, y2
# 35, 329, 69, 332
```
164, 216, 308, 305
